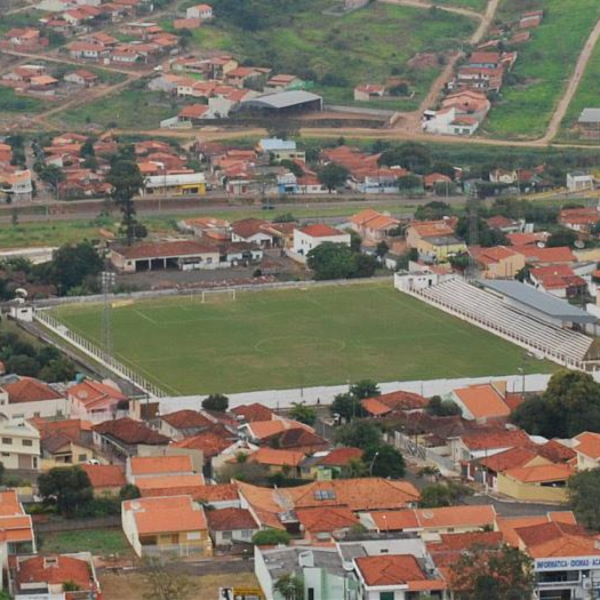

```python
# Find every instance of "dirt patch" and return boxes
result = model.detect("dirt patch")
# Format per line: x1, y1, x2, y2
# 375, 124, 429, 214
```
99, 571, 261, 600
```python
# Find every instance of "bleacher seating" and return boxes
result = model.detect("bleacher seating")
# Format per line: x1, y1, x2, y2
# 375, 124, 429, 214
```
415, 278, 593, 366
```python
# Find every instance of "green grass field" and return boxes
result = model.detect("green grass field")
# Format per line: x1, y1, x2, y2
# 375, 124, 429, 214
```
483, 0, 600, 139
51, 282, 552, 395
198, 2, 474, 110
39, 528, 132, 557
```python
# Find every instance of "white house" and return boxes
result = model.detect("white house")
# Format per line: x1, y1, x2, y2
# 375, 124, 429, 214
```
0, 377, 69, 420
566, 171, 594, 192
422, 107, 479, 136
292, 224, 351, 257
186, 3, 213, 19
0, 416, 41, 471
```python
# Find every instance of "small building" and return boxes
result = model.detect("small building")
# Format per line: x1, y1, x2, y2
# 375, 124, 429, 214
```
67, 378, 129, 423
0, 489, 36, 555
12, 552, 101, 600
256, 138, 305, 162
354, 84, 386, 102
573, 431, 600, 471
186, 3, 213, 19
92, 417, 170, 459
577, 108, 600, 139
81, 464, 127, 497
64, 69, 99, 87
111, 240, 220, 273
450, 382, 511, 423
0, 416, 41, 471
558, 207, 599, 233
159, 409, 214, 440
206, 507, 258, 547
566, 171, 594, 193
470, 245, 526, 279
122, 495, 213, 558
0, 377, 68, 420
292, 224, 351, 257
496, 463, 573, 503
143, 172, 206, 195
231, 218, 274, 247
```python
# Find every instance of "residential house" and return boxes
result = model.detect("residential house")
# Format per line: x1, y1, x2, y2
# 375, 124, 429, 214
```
573, 431, 600, 471
558, 207, 599, 233
450, 382, 511, 423
64, 69, 99, 87
292, 224, 351, 258
511, 245, 576, 267
232, 403, 274, 423
476, 446, 549, 491
67, 378, 130, 423
186, 3, 213, 19
296, 506, 358, 543
40, 431, 98, 469
256, 138, 305, 162
0, 170, 33, 203
350, 209, 401, 241
405, 219, 465, 262
158, 409, 214, 440
92, 417, 170, 459
303, 447, 364, 480
422, 106, 480, 137
470, 245, 525, 279
81, 463, 127, 496
353, 554, 446, 600
367, 505, 496, 541
126, 455, 204, 495
354, 84, 386, 102
0, 417, 41, 471
0, 489, 36, 554
497, 463, 573, 503
360, 390, 427, 418
231, 218, 274, 247
12, 552, 100, 600
242, 448, 306, 478
577, 108, 600, 140
206, 507, 258, 547
566, 171, 594, 193
530, 265, 588, 299
265, 74, 305, 92
0, 377, 68, 420
122, 495, 212, 558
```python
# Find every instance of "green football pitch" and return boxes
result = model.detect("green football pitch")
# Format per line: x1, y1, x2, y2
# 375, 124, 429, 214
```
51, 282, 553, 395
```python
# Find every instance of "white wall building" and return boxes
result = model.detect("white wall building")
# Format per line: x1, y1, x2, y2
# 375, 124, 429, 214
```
292, 224, 351, 257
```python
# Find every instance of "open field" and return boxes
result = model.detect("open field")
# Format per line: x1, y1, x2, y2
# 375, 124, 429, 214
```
0, 87, 45, 114
39, 528, 132, 557
100, 571, 259, 600
434, 0, 487, 10
51, 282, 553, 395
199, 1, 474, 109
483, 0, 600, 139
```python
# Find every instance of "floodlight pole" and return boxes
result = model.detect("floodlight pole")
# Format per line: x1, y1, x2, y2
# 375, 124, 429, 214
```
101, 271, 116, 356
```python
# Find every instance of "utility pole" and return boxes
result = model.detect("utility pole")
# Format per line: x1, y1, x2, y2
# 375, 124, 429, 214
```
101, 271, 116, 357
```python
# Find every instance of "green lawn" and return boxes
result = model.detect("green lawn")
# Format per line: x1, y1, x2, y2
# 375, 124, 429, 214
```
482, 0, 600, 139
52, 89, 175, 130
0, 87, 45, 114
51, 282, 553, 395
39, 528, 132, 557
433, 0, 487, 11
200, 2, 475, 109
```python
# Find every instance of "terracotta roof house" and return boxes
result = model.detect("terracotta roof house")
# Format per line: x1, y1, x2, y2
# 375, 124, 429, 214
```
231, 403, 274, 423
361, 390, 427, 418
13, 552, 100, 599
0, 490, 35, 554
538, 439, 576, 464
450, 383, 512, 423
295, 506, 358, 541
497, 463, 574, 503
159, 409, 214, 439
121, 495, 212, 558
92, 417, 170, 458
354, 554, 446, 596
303, 447, 364, 479
81, 464, 127, 496
573, 431, 600, 471
243, 448, 306, 477
67, 379, 129, 424
0, 377, 68, 420
206, 507, 258, 546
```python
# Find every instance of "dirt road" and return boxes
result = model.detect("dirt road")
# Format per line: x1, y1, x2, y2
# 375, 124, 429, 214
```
378, 0, 483, 21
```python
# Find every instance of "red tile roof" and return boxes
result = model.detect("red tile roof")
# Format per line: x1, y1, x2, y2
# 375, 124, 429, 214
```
503, 463, 574, 483
3, 378, 64, 404
113, 240, 215, 261
316, 447, 363, 467
160, 410, 213, 430
296, 506, 357, 533
171, 430, 234, 458
93, 417, 170, 446
355, 555, 445, 591
574, 431, 600, 460
538, 439, 577, 463
461, 429, 531, 451
130, 455, 193, 476
454, 384, 511, 420
15, 555, 94, 593
479, 446, 542, 473
206, 507, 257, 531
245, 448, 306, 467
231, 403, 274, 422
299, 224, 346, 238
80, 464, 126, 489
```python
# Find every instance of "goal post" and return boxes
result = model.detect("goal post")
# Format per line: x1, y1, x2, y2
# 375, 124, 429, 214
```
193, 288, 237, 304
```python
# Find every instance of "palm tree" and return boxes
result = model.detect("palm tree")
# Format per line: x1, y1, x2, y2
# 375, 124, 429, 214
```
273, 574, 303, 600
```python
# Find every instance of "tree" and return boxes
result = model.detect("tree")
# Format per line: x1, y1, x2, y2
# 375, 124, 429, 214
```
317, 163, 349, 192
363, 444, 405, 478
38, 467, 94, 518
375, 241, 389, 260
547, 229, 578, 248
119, 484, 141, 501
39, 165, 65, 198
279, 160, 304, 178
568, 468, 600, 530
426, 395, 462, 417
216, 460, 269, 485
50, 242, 103, 295
106, 160, 144, 246
289, 402, 317, 426
39, 357, 76, 383
340, 457, 368, 478
420, 481, 473, 508
202, 393, 229, 412
449, 543, 534, 600
252, 529, 291, 546
378, 143, 432, 173
349, 379, 380, 400
330, 393, 364, 422
6, 355, 40, 377
335, 420, 382, 450
273, 574, 303, 600
512, 369, 600, 438
142, 557, 193, 600
397, 174, 423, 193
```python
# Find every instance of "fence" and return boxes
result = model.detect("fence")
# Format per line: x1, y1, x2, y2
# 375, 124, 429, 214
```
393, 431, 458, 476
34, 515, 121, 533
33, 311, 166, 399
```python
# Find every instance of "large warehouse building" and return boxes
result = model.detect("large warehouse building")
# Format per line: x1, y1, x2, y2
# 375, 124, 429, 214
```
235, 90, 323, 115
